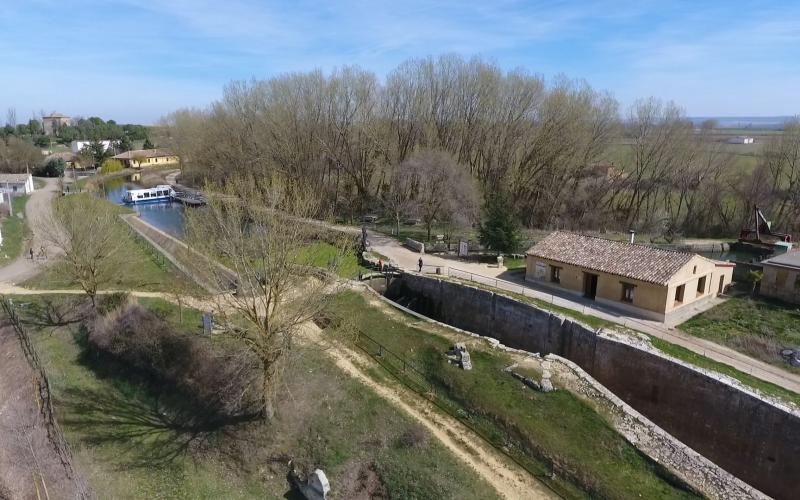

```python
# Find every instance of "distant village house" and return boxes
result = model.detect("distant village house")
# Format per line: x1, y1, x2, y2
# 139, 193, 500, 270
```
71, 140, 113, 154
526, 231, 734, 323
112, 149, 179, 169
759, 252, 800, 305
42, 113, 72, 136
727, 136, 754, 144
0, 173, 35, 195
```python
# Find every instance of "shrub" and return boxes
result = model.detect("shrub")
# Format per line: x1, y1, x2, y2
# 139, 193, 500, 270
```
100, 158, 124, 174
90, 302, 262, 419
37, 157, 66, 177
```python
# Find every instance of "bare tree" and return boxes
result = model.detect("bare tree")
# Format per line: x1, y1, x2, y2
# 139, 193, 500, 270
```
185, 175, 352, 418
404, 149, 478, 241
38, 196, 129, 307
381, 163, 417, 235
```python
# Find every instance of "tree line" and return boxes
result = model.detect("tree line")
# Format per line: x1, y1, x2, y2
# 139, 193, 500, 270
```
161, 55, 800, 244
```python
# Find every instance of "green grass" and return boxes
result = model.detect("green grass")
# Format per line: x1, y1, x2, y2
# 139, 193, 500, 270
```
0, 194, 30, 265
23, 196, 194, 293
680, 296, 800, 370
647, 334, 800, 406
24, 294, 498, 499
504, 257, 526, 269
295, 240, 366, 278
329, 291, 699, 500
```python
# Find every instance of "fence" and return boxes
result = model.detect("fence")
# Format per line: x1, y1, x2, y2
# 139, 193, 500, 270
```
352, 329, 569, 498
1, 298, 93, 500
425, 266, 800, 388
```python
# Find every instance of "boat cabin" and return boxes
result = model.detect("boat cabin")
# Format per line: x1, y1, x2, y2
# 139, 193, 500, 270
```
123, 185, 175, 204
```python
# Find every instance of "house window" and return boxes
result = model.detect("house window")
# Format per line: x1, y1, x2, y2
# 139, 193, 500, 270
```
674, 284, 685, 304
621, 282, 635, 303
696, 276, 707, 296
550, 266, 561, 284
693, 266, 697, 274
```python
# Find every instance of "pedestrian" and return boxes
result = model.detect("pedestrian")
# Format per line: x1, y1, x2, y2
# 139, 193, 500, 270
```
29, 248, 34, 260
377, 259, 383, 272
40, 245, 47, 260
418, 257, 423, 273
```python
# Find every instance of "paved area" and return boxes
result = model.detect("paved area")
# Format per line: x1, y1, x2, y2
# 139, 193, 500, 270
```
368, 231, 800, 395
0, 177, 61, 285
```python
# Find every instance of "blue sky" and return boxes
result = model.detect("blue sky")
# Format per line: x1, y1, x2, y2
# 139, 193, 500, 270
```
1, 0, 799, 124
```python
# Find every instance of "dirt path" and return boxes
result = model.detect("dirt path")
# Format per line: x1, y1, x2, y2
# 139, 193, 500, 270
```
300, 323, 556, 500
0, 177, 61, 284
0, 324, 86, 499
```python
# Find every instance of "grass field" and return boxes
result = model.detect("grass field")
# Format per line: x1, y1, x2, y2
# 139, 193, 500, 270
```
328, 291, 699, 500
0, 194, 30, 265
295, 240, 366, 278
25, 295, 499, 499
680, 296, 800, 371
23, 195, 195, 293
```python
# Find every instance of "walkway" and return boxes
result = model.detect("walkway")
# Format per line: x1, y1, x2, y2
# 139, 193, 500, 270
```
368, 232, 800, 395
0, 177, 61, 285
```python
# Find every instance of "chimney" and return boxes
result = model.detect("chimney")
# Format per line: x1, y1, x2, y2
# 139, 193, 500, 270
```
629, 230, 635, 244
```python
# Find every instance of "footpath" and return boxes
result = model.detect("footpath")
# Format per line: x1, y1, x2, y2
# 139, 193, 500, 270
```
366, 231, 800, 395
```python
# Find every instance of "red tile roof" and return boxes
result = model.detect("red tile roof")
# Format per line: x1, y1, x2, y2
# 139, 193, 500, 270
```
526, 231, 695, 285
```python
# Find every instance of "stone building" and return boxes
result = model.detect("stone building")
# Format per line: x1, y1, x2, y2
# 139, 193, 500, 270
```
759, 251, 800, 305
525, 231, 734, 322
42, 113, 71, 135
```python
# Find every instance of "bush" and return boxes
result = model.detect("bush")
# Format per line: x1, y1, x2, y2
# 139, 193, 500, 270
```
37, 158, 66, 177
90, 302, 262, 419
100, 158, 124, 174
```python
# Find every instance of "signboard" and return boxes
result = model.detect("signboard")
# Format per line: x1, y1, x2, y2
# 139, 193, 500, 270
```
535, 261, 546, 278
458, 240, 469, 257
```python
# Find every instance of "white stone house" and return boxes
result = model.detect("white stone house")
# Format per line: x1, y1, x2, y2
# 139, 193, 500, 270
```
71, 140, 113, 154
0, 173, 35, 195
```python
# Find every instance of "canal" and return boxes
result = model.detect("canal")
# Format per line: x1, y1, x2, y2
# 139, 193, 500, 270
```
102, 176, 186, 238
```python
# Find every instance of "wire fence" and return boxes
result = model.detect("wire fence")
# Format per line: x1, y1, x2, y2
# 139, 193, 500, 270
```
1, 298, 94, 500
352, 329, 569, 499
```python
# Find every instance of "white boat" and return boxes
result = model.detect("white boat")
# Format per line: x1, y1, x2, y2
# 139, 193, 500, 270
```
122, 184, 175, 204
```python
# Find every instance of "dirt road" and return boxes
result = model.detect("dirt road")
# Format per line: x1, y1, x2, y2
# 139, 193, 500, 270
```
0, 177, 61, 285
301, 322, 556, 500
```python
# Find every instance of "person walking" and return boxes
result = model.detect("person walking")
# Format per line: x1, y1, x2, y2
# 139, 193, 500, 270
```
418, 257, 423, 273
377, 259, 383, 272
29, 248, 34, 260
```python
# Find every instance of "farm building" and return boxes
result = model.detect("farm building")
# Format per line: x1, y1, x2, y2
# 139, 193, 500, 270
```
0, 173, 35, 195
759, 251, 800, 305
112, 149, 180, 169
526, 231, 734, 322
727, 136, 754, 144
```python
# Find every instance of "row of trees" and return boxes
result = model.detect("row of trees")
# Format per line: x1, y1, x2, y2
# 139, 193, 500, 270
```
154, 55, 798, 244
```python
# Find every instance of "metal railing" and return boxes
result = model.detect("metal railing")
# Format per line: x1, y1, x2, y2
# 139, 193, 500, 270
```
430, 266, 800, 388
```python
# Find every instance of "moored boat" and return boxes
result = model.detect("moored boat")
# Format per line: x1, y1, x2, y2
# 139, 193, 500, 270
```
122, 184, 175, 204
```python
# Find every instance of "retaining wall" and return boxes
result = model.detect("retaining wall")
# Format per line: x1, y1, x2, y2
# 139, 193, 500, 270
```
386, 274, 800, 500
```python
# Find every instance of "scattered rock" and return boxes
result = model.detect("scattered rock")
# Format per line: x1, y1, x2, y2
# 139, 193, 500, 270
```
445, 343, 473, 370
780, 348, 800, 367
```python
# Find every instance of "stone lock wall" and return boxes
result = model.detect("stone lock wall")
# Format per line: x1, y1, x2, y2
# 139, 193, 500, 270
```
386, 274, 800, 500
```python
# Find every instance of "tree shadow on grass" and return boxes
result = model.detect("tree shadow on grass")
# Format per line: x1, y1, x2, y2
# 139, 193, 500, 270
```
56, 384, 259, 470
16, 295, 92, 328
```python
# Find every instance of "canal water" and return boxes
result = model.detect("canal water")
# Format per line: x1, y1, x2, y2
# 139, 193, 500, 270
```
102, 177, 186, 238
